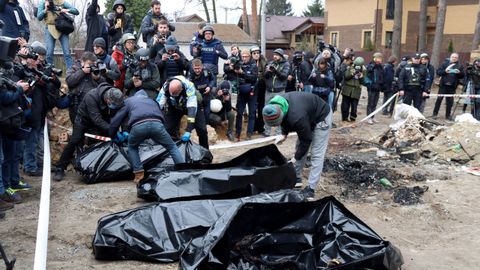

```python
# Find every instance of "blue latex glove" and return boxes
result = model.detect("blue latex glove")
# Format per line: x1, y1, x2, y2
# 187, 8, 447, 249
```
121, 131, 129, 141
113, 131, 125, 143
181, 131, 191, 142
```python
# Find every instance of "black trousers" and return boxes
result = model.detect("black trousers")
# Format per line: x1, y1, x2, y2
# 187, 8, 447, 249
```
403, 87, 423, 110
165, 107, 209, 149
254, 80, 266, 133
382, 90, 396, 114
433, 85, 456, 117
367, 90, 380, 118
341, 95, 359, 121
56, 119, 103, 170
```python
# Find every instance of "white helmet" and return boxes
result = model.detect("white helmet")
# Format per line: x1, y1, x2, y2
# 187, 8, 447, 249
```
210, 99, 223, 113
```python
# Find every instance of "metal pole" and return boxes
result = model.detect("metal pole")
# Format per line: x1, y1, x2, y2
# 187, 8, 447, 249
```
261, 0, 266, 55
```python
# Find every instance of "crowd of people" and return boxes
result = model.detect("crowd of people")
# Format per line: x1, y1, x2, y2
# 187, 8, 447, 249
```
1, 0, 480, 219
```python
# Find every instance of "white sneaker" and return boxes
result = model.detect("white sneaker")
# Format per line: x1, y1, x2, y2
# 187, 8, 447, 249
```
366, 118, 374, 125
372, 118, 379, 123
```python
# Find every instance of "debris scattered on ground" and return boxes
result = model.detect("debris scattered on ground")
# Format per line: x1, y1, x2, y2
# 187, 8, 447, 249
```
393, 186, 429, 205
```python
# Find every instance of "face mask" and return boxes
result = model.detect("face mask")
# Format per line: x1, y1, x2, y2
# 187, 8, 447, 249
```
108, 103, 117, 110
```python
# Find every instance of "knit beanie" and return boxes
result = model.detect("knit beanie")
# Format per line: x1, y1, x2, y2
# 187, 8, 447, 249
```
262, 104, 284, 126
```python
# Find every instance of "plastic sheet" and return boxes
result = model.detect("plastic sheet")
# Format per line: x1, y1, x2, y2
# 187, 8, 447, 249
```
93, 190, 306, 263
181, 196, 404, 270
74, 141, 212, 184
137, 144, 296, 202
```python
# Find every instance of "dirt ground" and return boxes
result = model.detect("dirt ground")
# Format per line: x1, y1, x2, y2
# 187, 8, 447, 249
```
1, 87, 480, 269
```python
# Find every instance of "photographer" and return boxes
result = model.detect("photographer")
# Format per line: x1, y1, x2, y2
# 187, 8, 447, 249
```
66, 51, 106, 124
209, 80, 235, 141
189, 22, 205, 58
125, 48, 160, 99
300, 51, 315, 93
309, 56, 334, 104
231, 49, 258, 141
194, 25, 228, 82
155, 36, 188, 85
37, 0, 79, 70
190, 58, 215, 123
341, 56, 364, 123
365, 52, 386, 124
92, 37, 120, 84
22, 43, 61, 177
141, 0, 175, 48
106, 0, 133, 52
466, 58, 480, 120
149, 19, 171, 59
251, 46, 268, 134
399, 53, 428, 111
85, 0, 108, 52
54, 84, 124, 181
157, 75, 209, 149
111, 33, 137, 90
286, 51, 303, 92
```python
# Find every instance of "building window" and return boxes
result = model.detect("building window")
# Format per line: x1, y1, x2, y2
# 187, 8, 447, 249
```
330, 32, 339, 47
385, 31, 393, 48
386, 0, 394, 20
295, 34, 303, 43
363, 31, 373, 49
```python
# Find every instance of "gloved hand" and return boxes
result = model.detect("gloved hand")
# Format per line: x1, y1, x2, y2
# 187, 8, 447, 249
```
121, 131, 129, 141
113, 131, 125, 143
274, 134, 287, 145
181, 131, 191, 142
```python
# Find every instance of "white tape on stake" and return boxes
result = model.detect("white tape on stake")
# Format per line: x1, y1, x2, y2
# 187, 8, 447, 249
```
426, 94, 480, 98
84, 133, 112, 142
359, 93, 399, 123
33, 120, 52, 270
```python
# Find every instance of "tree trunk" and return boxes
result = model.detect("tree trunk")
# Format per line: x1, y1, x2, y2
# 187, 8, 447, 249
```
252, 0, 259, 41
201, 0, 211, 23
431, 0, 447, 68
212, 0, 218, 23
392, 0, 403, 59
418, 0, 428, 52
472, 0, 480, 50
242, 0, 249, 34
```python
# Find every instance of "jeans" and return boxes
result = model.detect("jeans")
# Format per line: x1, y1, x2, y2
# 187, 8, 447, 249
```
382, 91, 396, 114
328, 90, 335, 109
128, 121, 184, 172
303, 84, 313, 93
367, 90, 380, 118
235, 93, 257, 136
2, 136, 23, 188
294, 109, 332, 189
45, 27, 73, 70
24, 127, 42, 172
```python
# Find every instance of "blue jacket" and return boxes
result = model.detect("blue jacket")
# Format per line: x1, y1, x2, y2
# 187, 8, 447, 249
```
0, 1, 29, 41
189, 68, 216, 95
384, 63, 395, 92
199, 38, 228, 74
109, 90, 165, 137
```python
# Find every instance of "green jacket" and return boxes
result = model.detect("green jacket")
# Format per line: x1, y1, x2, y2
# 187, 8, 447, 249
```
341, 65, 365, 100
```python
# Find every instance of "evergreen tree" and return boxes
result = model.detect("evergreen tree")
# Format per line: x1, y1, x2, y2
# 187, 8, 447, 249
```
266, 0, 294, 16
105, 0, 152, 30
302, 0, 324, 17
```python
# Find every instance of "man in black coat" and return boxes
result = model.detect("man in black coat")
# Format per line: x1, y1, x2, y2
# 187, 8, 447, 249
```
398, 53, 428, 110
262, 92, 331, 200
432, 53, 464, 120
54, 83, 124, 181
85, 0, 108, 52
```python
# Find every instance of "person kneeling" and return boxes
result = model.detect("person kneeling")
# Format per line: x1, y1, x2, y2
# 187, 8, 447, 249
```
109, 90, 184, 183
209, 81, 235, 141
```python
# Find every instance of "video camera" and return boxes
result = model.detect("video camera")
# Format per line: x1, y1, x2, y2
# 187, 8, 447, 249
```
90, 60, 107, 76
229, 56, 241, 70
156, 33, 167, 43
190, 40, 202, 53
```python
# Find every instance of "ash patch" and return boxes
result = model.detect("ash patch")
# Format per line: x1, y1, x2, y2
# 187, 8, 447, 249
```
393, 186, 429, 205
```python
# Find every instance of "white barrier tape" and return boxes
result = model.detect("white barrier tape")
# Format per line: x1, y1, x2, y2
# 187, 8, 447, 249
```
33, 119, 52, 270
210, 133, 297, 150
84, 133, 112, 142
47, 119, 72, 133
359, 93, 399, 123
426, 94, 480, 98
